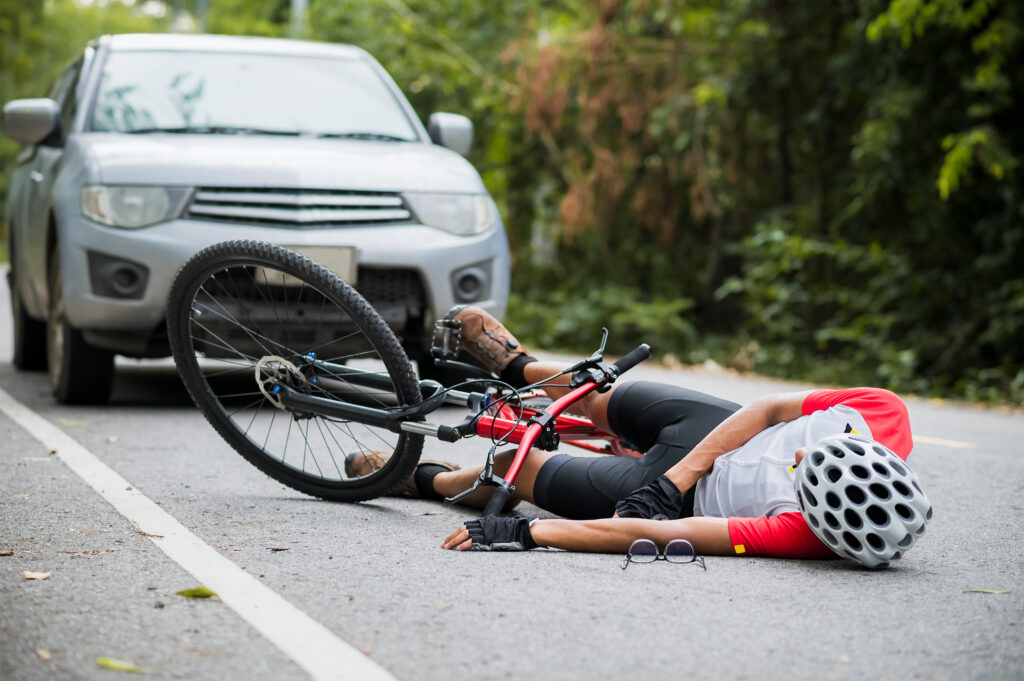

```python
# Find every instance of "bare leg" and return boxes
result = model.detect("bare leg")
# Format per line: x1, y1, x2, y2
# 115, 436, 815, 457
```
430, 359, 625, 506
430, 447, 555, 508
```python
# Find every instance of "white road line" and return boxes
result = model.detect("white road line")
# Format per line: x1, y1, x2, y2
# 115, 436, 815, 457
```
0, 386, 396, 681
914, 434, 977, 449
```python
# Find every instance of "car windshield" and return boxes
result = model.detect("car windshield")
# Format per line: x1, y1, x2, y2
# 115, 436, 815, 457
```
89, 49, 418, 140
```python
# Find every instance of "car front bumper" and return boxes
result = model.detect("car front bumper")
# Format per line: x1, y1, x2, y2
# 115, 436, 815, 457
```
56, 214, 510, 356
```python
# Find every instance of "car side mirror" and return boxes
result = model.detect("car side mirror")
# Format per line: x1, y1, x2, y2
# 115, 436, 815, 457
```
427, 112, 473, 156
2, 98, 61, 146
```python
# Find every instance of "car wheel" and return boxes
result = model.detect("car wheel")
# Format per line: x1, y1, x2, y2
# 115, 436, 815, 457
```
9, 268, 48, 371
47, 250, 115, 404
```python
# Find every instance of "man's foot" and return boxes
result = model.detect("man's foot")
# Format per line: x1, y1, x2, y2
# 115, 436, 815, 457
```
344, 451, 459, 498
444, 305, 529, 377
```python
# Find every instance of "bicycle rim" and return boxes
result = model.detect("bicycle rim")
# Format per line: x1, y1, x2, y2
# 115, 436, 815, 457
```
167, 240, 423, 502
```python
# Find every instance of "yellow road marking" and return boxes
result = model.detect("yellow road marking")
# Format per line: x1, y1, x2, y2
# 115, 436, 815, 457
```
914, 435, 977, 449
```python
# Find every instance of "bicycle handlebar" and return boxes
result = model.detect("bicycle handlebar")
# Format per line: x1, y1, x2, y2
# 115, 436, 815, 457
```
609, 343, 652, 377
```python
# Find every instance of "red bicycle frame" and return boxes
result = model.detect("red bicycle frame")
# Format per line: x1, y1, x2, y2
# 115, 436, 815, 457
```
442, 342, 652, 515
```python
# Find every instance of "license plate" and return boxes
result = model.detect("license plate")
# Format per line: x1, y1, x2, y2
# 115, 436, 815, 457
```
260, 246, 358, 286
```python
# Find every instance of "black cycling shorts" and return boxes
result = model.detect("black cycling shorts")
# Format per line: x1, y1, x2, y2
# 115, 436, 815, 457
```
531, 381, 740, 519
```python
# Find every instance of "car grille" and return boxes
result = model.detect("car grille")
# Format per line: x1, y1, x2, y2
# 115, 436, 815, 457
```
358, 266, 425, 311
186, 266, 428, 360
186, 187, 412, 227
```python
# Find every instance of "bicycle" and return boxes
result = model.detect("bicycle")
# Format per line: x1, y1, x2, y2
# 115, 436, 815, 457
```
166, 240, 651, 516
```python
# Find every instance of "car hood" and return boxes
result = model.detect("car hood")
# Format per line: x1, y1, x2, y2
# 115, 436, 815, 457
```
76, 133, 487, 193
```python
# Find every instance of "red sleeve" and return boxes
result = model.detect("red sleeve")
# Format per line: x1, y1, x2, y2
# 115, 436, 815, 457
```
802, 387, 912, 460
728, 513, 839, 559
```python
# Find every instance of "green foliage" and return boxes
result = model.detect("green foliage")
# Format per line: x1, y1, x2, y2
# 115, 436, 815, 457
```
2, 0, 1021, 403
0, 0, 166, 226
507, 280, 695, 359
716, 218, 923, 389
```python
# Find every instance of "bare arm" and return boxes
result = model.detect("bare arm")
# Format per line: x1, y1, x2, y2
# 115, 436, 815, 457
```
660, 390, 812, 495
442, 516, 735, 555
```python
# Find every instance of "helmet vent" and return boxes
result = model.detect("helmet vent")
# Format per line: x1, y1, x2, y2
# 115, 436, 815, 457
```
872, 463, 891, 478
866, 505, 890, 527
807, 514, 820, 529
845, 485, 866, 505
847, 442, 866, 456
802, 485, 818, 507
842, 532, 863, 552
897, 533, 914, 548
844, 509, 864, 529
925, 505, 933, 521
824, 511, 841, 530
894, 503, 914, 521
873, 445, 890, 458
825, 466, 843, 483
869, 483, 891, 500
825, 491, 842, 510
866, 533, 884, 551
828, 446, 845, 459
889, 460, 907, 476
912, 480, 924, 495
811, 451, 826, 466
850, 464, 870, 480
892, 480, 912, 497
821, 529, 838, 546
806, 471, 819, 486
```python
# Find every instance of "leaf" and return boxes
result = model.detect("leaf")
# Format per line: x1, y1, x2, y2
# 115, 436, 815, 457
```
964, 588, 1008, 594
268, 547, 290, 552
35, 649, 52, 660
96, 657, 147, 673
176, 586, 218, 599
24, 570, 51, 580
57, 418, 88, 427
0, 549, 13, 556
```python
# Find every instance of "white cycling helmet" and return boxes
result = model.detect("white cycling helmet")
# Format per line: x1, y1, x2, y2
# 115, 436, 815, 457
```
794, 433, 933, 568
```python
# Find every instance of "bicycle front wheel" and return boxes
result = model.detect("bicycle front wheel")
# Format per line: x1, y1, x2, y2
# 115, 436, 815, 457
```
167, 240, 423, 502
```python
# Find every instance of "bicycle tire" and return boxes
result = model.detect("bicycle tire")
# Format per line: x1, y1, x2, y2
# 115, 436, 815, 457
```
167, 240, 423, 502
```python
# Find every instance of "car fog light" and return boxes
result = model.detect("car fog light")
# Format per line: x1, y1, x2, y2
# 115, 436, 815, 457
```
87, 251, 150, 300
451, 263, 491, 303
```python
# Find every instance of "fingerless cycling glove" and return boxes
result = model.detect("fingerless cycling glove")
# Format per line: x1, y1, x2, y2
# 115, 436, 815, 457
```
465, 516, 538, 551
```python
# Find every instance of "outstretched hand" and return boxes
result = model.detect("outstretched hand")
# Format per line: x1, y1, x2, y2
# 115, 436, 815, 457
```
442, 524, 474, 551
442, 516, 539, 551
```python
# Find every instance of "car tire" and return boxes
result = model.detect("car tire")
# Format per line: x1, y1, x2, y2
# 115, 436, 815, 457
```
9, 268, 48, 371
47, 249, 115, 404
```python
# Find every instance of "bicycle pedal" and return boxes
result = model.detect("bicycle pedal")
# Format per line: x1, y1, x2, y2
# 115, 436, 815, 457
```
431, 318, 463, 359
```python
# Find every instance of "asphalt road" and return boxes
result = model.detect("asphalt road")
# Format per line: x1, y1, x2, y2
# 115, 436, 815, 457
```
1, 269, 1022, 681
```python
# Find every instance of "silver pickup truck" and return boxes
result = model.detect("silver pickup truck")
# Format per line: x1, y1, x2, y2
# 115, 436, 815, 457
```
3, 33, 510, 404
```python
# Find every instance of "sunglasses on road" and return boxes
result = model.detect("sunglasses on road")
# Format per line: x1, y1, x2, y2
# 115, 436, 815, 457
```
620, 538, 707, 571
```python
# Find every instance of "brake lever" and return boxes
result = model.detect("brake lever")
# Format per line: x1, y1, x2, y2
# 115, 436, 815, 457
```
444, 444, 506, 504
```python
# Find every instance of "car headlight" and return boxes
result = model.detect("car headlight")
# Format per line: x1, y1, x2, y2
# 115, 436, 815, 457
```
403, 193, 497, 236
81, 185, 192, 229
